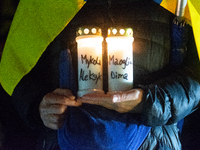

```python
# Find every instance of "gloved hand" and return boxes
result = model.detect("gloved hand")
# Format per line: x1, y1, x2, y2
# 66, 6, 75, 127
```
78, 89, 144, 113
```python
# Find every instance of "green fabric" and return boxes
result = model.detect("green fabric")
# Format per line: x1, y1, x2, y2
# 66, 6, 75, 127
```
0, 0, 85, 95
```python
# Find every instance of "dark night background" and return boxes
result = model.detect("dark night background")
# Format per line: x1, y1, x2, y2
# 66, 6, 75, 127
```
0, 0, 200, 150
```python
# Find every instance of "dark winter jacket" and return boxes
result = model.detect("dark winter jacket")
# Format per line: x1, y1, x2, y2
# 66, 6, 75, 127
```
10, 1, 200, 150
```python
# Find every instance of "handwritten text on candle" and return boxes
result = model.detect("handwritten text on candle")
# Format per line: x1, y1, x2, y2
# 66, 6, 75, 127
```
81, 55, 101, 68
79, 54, 102, 84
111, 71, 128, 80
109, 55, 132, 69
80, 69, 102, 84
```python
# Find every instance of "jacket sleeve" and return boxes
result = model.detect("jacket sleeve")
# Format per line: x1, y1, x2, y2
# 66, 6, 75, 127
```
140, 26, 200, 126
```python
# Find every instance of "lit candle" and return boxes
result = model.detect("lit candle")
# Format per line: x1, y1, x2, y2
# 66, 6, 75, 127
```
106, 27, 134, 94
76, 27, 104, 97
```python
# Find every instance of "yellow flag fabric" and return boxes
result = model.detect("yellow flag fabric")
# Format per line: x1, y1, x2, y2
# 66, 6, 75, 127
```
1, 0, 199, 95
188, 0, 200, 59
0, 0, 86, 95
160, 0, 191, 21
160, 0, 200, 59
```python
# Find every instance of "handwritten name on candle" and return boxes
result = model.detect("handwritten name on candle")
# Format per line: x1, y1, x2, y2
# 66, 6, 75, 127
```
111, 71, 128, 80
109, 55, 132, 69
79, 69, 102, 84
81, 55, 101, 68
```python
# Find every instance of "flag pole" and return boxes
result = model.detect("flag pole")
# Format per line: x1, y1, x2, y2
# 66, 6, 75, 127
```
175, 0, 187, 21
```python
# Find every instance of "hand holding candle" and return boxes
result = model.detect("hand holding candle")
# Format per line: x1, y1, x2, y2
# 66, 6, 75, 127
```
79, 89, 144, 113
39, 89, 82, 130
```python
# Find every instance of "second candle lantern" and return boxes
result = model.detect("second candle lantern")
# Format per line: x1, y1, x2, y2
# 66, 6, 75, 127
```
106, 27, 134, 94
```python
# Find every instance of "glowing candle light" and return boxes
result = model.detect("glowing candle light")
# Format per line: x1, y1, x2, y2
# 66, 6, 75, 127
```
106, 27, 134, 94
76, 27, 104, 97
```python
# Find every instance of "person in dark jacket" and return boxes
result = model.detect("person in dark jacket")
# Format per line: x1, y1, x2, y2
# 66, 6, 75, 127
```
10, 0, 200, 150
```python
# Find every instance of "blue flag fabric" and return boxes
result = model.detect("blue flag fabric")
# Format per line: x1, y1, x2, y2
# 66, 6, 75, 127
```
171, 21, 188, 68
58, 106, 151, 150
59, 49, 77, 95
170, 20, 188, 135
59, 50, 71, 89
153, 0, 162, 4
58, 50, 151, 150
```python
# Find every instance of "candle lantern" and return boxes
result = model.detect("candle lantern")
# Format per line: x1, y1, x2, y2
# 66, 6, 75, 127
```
76, 27, 104, 97
106, 27, 134, 94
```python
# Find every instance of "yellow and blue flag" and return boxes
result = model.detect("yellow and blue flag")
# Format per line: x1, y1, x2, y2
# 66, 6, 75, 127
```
0, 0, 199, 95
154, 0, 200, 60
0, 0, 86, 95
